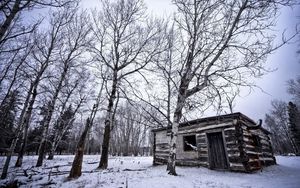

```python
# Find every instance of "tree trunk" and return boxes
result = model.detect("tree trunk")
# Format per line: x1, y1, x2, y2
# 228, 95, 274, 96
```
14, 123, 29, 167
68, 118, 91, 179
0, 56, 25, 108
36, 65, 68, 167
1, 139, 17, 179
167, 77, 190, 175
36, 139, 47, 167
47, 147, 55, 160
1, 82, 33, 179
98, 119, 112, 168
48, 85, 77, 160
68, 79, 104, 178
15, 84, 38, 167
0, 0, 21, 43
98, 72, 118, 169
166, 112, 181, 175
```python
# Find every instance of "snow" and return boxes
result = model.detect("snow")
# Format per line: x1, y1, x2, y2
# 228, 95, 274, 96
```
1, 155, 300, 188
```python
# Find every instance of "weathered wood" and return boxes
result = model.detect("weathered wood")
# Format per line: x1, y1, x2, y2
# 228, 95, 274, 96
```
178, 122, 232, 134
229, 163, 246, 172
123, 168, 146, 171
207, 132, 228, 169
152, 113, 276, 172
196, 138, 206, 143
153, 132, 156, 165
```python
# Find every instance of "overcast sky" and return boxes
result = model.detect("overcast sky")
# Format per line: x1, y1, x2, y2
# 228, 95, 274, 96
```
233, 5, 300, 120
145, 0, 300, 121
81, 0, 300, 121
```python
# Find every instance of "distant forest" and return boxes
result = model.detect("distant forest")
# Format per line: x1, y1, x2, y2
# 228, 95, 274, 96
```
1, 0, 299, 179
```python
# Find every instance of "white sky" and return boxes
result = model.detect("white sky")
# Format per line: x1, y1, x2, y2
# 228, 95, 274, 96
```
234, 5, 300, 120
143, 0, 300, 121
81, 0, 300, 121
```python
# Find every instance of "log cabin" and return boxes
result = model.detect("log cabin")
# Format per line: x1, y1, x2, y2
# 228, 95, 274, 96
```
152, 112, 276, 172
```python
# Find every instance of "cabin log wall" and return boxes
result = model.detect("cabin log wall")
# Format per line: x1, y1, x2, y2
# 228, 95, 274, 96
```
153, 130, 169, 165
152, 113, 276, 172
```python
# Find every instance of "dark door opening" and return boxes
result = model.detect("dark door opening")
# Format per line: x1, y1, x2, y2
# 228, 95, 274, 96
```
207, 132, 228, 169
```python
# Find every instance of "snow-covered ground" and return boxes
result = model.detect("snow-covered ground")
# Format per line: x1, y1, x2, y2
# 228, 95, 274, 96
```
1, 155, 300, 188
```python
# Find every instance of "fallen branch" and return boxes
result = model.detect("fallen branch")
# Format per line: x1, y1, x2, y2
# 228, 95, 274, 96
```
43, 164, 71, 169
123, 168, 146, 171
86, 161, 99, 164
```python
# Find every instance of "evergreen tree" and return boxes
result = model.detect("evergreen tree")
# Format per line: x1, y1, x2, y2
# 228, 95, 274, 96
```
0, 90, 19, 154
26, 125, 44, 155
48, 105, 75, 159
288, 101, 300, 155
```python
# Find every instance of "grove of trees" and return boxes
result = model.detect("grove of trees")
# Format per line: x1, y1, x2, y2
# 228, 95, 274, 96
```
0, 0, 298, 179
264, 76, 300, 155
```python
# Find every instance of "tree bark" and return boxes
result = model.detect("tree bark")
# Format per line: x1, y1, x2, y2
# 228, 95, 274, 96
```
166, 100, 184, 175
15, 82, 39, 167
68, 118, 91, 179
68, 79, 104, 178
48, 148, 55, 160
0, 0, 21, 43
48, 87, 77, 160
98, 71, 118, 169
1, 81, 33, 179
1, 137, 19, 179
36, 65, 68, 167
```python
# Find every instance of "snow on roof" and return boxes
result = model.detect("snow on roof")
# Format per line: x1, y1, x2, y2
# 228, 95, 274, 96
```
152, 112, 270, 134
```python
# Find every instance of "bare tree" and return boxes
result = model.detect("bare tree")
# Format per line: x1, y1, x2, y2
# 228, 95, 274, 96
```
139, 25, 178, 129
13, 21, 67, 167
287, 76, 300, 105
68, 80, 105, 179
287, 101, 300, 155
90, 0, 164, 169
36, 7, 91, 167
0, 6, 71, 176
108, 101, 152, 157
264, 100, 297, 154
166, 0, 297, 175
0, 38, 33, 104
0, 0, 75, 48
46, 71, 88, 159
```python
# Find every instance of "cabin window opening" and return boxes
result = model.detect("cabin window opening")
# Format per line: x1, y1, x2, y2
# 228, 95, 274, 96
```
253, 135, 262, 151
183, 135, 197, 151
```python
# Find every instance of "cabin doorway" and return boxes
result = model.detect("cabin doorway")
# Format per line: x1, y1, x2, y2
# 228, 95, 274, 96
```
207, 132, 228, 169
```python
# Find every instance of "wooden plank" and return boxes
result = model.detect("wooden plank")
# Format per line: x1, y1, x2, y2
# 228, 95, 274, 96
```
197, 138, 206, 143
178, 120, 233, 132
156, 153, 169, 157
228, 156, 243, 163
198, 156, 208, 162
155, 150, 169, 153
198, 150, 208, 154
224, 127, 236, 131
229, 163, 246, 172
178, 122, 233, 134
207, 132, 229, 169
156, 143, 169, 151
225, 136, 237, 143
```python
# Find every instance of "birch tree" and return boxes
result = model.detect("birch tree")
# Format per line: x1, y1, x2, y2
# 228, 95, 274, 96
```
47, 71, 88, 160
288, 76, 300, 105
166, 0, 297, 175
68, 80, 105, 179
264, 100, 297, 154
90, 0, 164, 169
0, 5, 72, 176
36, 7, 91, 167
0, 0, 74, 48
13, 19, 68, 167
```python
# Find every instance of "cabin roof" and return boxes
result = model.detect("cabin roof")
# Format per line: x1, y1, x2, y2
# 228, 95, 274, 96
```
152, 112, 270, 134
